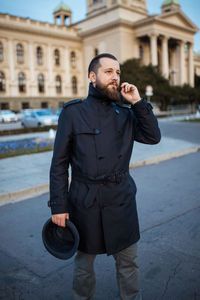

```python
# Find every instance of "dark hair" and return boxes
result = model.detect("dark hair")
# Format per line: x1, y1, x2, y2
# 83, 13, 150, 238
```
88, 53, 118, 77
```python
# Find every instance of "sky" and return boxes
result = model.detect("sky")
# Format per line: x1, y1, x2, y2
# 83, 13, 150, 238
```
0, 0, 199, 52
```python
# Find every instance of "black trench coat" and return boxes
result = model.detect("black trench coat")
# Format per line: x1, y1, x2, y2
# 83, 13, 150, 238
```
49, 83, 161, 255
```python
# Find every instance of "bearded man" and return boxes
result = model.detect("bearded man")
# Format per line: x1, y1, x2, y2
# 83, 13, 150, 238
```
49, 53, 161, 300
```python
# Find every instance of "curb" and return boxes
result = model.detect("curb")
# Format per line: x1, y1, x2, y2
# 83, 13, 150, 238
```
0, 184, 49, 206
129, 146, 200, 168
1, 146, 199, 206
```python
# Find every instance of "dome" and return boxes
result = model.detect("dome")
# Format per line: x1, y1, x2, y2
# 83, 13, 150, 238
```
162, 0, 180, 6
54, 2, 71, 13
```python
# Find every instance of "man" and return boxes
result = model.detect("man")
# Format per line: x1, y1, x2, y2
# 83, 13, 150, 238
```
49, 53, 161, 300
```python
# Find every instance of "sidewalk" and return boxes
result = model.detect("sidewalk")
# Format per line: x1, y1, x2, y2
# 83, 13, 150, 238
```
0, 130, 199, 205
0, 121, 200, 300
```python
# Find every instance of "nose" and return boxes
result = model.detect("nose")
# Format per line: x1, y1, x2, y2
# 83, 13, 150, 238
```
112, 72, 119, 80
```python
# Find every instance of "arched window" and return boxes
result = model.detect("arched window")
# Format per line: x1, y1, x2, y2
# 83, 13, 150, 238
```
0, 42, 3, 61
139, 45, 143, 60
56, 75, 62, 93
18, 72, 26, 92
38, 74, 45, 93
16, 43, 24, 63
36, 46, 43, 65
72, 76, 77, 94
54, 49, 60, 65
70, 51, 76, 68
0, 72, 5, 92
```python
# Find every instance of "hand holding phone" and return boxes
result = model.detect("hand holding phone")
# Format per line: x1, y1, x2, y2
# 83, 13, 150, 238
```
120, 82, 141, 105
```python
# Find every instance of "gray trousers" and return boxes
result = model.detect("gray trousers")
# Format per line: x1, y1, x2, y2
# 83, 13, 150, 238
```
72, 243, 142, 300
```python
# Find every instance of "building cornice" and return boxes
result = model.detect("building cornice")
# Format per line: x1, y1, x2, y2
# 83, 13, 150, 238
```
159, 9, 199, 31
74, 3, 147, 28
78, 18, 133, 38
133, 14, 198, 35
0, 13, 81, 42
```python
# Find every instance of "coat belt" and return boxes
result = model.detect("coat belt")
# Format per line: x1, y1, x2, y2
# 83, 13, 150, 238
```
72, 169, 129, 185
71, 170, 129, 208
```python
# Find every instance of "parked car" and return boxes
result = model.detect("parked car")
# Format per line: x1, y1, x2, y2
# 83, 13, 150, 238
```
52, 108, 62, 123
21, 109, 58, 127
54, 108, 62, 116
0, 110, 19, 123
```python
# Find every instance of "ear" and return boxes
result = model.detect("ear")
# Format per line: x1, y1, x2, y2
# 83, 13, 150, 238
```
89, 71, 96, 84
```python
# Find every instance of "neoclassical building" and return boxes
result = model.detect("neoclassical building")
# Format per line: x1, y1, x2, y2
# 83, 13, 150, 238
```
0, 0, 199, 111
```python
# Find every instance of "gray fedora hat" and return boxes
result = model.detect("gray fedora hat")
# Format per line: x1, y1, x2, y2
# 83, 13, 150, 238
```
42, 218, 80, 260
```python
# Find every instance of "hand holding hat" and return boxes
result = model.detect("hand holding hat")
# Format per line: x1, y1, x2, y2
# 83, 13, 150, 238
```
52, 212, 69, 227
42, 218, 80, 260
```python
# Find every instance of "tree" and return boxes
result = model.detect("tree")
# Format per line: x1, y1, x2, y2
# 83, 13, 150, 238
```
120, 59, 200, 111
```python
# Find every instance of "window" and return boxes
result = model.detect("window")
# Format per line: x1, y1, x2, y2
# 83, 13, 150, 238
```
22, 102, 29, 109
94, 48, 99, 56
59, 101, 64, 108
56, 75, 62, 93
16, 43, 24, 63
38, 74, 45, 93
70, 51, 76, 68
0, 103, 9, 110
41, 102, 48, 108
54, 49, 60, 65
18, 73, 26, 92
37, 47, 43, 65
0, 72, 5, 92
0, 42, 3, 61
184, 44, 189, 52
139, 45, 143, 60
72, 76, 77, 94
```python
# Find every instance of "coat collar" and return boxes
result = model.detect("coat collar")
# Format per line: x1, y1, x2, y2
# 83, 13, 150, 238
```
86, 82, 123, 110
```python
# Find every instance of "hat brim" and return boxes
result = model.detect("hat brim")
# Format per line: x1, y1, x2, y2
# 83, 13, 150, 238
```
42, 218, 80, 260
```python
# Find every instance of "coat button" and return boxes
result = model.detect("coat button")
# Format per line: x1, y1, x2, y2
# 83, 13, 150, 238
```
94, 129, 100, 134
98, 156, 104, 160
118, 154, 122, 159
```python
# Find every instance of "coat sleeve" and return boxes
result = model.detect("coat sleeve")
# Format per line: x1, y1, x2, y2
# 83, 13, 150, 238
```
131, 98, 161, 144
49, 107, 73, 215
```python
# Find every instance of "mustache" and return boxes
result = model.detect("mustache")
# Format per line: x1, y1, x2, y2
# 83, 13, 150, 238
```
108, 81, 120, 92
108, 81, 119, 87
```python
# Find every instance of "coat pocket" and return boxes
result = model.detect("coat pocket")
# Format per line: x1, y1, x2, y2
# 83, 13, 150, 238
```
68, 180, 89, 208
74, 127, 101, 136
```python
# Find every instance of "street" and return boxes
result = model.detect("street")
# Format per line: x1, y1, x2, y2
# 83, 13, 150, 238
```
0, 121, 22, 131
0, 150, 199, 300
0, 119, 200, 300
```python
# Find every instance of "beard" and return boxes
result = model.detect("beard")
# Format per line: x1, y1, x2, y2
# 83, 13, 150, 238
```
95, 79, 120, 102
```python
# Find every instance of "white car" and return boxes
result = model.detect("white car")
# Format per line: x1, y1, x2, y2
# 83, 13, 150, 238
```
0, 110, 18, 123
21, 109, 58, 127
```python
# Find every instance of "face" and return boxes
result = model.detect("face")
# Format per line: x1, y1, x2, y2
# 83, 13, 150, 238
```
90, 57, 121, 102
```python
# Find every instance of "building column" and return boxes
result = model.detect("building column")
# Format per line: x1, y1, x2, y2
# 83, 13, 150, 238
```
29, 43, 34, 82
8, 39, 17, 96
29, 42, 35, 97
150, 34, 158, 66
188, 42, 194, 87
179, 40, 185, 86
8, 39, 15, 82
47, 45, 54, 95
161, 36, 169, 79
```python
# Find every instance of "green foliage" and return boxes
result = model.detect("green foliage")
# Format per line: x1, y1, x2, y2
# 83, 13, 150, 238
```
195, 74, 200, 88
120, 58, 200, 110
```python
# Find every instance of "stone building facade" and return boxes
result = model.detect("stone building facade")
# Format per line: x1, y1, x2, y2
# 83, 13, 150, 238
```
0, 0, 199, 111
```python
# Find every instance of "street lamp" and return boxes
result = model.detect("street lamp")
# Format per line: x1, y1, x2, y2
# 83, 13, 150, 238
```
169, 69, 177, 86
